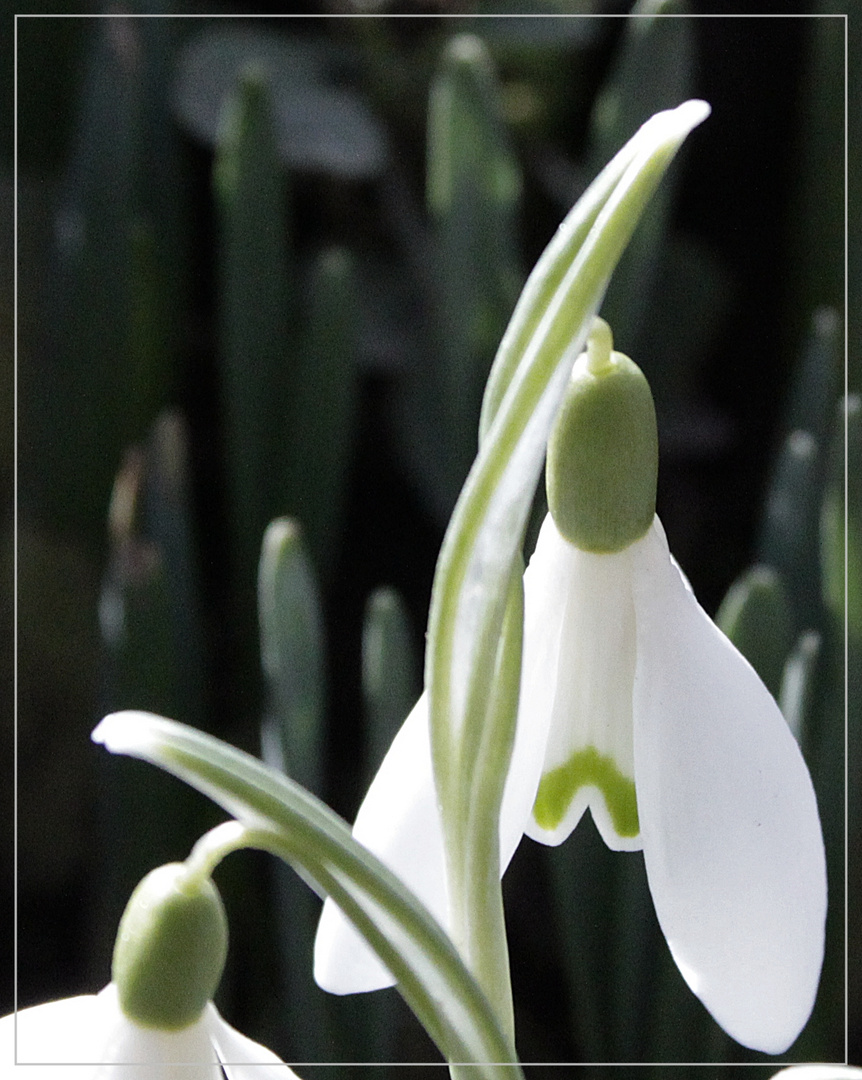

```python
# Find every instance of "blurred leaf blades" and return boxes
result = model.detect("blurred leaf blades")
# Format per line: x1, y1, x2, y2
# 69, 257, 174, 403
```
362, 586, 420, 777
791, 393, 857, 1060
215, 66, 361, 597
722, 310, 843, 669
174, 23, 387, 181
821, 394, 860, 647
716, 565, 794, 700
782, 307, 843, 451
280, 247, 361, 574
779, 630, 822, 747
757, 308, 842, 622
259, 519, 326, 796
26, 17, 183, 541
97, 411, 213, 974
214, 64, 294, 597
757, 433, 822, 634
257, 519, 335, 1066
392, 32, 523, 522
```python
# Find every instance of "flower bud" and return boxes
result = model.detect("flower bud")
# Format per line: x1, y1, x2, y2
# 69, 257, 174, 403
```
547, 318, 657, 553
112, 862, 228, 1030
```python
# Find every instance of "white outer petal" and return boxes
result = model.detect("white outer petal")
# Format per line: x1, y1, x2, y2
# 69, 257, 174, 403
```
314, 576, 554, 997
631, 518, 827, 1055
314, 695, 447, 993
0, 992, 105, 1076
500, 516, 570, 856
205, 1004, 297, 1078
1, 984, 222, 1077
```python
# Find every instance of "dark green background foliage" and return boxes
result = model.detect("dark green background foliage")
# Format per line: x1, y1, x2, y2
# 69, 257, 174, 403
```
5, 2, 856, 1075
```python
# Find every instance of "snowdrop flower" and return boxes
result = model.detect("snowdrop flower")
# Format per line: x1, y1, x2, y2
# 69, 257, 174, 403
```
315, 319, 827, 1056
3, 861, 295, 1077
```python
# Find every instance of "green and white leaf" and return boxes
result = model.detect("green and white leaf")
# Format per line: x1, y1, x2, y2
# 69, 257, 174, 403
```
92, 711, 522, 1078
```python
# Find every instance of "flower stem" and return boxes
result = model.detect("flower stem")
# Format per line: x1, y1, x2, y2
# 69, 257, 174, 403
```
184, 819, 254, 884
447, 569, 523, 1047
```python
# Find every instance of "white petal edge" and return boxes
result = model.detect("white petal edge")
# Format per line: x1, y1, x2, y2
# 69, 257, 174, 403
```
631, 518, 827, 1055
314, 695, 448, 993
206, 1004, 297, 1078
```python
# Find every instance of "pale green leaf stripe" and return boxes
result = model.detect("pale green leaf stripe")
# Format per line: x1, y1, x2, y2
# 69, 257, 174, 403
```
92, 711, 522, 1077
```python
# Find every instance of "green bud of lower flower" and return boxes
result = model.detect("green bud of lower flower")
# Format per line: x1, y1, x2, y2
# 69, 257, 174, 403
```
112, 862, 228, 1031
547, 318, 657, 553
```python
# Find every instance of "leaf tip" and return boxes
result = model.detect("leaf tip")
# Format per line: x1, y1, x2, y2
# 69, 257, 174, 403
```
675, 97, 711, 130
92, 709, 164, 755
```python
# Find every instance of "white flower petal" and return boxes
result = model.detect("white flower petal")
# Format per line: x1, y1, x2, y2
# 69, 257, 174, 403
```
0, 992, 104, 1076
499, 517, 569, 860
631, 518, 827, 1054
771, 1068, 862, 1080
313, 695, 448, 993
313, 591, 552, 998
2, 985, 223, 1077
205, 1004, 296, 1078
502, 516, 567, 853
523, 515, 641, 852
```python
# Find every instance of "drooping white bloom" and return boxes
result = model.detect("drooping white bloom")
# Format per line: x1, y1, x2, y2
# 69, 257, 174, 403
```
521, 511, 826, 1055
0, 982, 295, 1078
315, 322, 827, 1057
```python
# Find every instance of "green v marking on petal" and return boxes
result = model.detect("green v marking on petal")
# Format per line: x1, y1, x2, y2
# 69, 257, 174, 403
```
533, 745, 639, 836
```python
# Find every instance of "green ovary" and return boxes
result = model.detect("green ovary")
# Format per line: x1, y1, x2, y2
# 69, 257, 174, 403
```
533, 746, 639, 837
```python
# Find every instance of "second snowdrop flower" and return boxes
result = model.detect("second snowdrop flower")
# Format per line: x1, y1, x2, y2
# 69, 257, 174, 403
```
3, 829, 295, 1077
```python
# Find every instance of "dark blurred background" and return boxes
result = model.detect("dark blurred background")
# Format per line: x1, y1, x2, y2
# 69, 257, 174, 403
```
3, 2, 856, 1075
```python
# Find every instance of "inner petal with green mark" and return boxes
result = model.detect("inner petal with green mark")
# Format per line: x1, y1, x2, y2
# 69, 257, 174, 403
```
533, 745, 639, 838
522, 517, 643, 852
